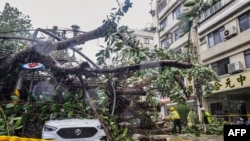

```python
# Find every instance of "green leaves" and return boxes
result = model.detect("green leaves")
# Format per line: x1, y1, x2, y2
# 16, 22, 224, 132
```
184, 0, 197, 7
5, 103, 14, 109
96, 25, 151, 67
179, 19, 192, 37
0, 105, 22, 135
0, 3, 32, 54
10, 117, 22, 130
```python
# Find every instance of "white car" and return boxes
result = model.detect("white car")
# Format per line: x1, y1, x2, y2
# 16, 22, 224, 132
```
42, 118, 107, 141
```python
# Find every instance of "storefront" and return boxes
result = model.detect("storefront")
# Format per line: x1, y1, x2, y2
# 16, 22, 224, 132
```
203, 70, 250, 122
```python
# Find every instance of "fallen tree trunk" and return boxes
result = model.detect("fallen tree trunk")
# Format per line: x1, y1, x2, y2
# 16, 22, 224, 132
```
132, 134, 170, 141
130, 127, 173, 135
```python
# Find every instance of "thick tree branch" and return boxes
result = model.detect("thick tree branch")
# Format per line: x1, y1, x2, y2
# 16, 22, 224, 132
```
54, 20, 117, 51
91, 60, 193, 74
0, 21, 117, 77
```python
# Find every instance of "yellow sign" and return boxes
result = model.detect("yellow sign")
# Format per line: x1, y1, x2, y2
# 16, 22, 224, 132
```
211, 71, 250, 93
187, 76, 194, 94
0, 136, 53, 141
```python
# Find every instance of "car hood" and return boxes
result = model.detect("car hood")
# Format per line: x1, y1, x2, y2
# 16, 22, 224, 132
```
45, 118, 101, 127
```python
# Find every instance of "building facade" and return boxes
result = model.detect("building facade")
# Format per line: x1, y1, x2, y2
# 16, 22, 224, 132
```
153, 0, 250, 121
152, 0, 197, 119
197, 0, 250, 122
131, 28, 155, 50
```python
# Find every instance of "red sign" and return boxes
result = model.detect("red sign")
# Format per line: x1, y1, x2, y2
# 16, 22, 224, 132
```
22, 62, 44, 70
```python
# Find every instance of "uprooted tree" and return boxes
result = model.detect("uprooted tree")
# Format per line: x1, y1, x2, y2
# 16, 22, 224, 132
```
0, 0, 220, 140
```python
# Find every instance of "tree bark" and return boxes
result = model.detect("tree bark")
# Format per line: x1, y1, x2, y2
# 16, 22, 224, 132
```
132, 133, 170, 140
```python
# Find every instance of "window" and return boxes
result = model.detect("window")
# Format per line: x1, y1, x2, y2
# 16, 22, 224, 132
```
160, 17, 168, 30
174, 28, 181, 41
204, 0, 222, 18
205, 7, 212, 17
239, 11, 250, 32
244, 50, 250, 68
144, 38, 149, 44
161, 38, 167, 48
161, 33, 172, 48
211, 102, 223, 116
213, 1, 222, 11
173, 5, 182, 20
211, 58, 229, 76
157, 0, 167, 14
208, 27, 225, 47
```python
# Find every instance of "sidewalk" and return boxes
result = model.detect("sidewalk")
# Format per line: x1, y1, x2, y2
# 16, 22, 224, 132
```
168, 134, 223, 141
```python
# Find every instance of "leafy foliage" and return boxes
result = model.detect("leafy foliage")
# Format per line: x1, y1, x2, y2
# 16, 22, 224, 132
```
0, 3, 32, 54
0, 105, 22, 135
0, 0, 221, 140
183, 116, 224, 136
178, 0, 221, 36
0, 3, 33, 98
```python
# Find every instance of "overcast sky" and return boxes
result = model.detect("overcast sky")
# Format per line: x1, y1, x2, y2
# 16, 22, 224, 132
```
0, 0, 153, 62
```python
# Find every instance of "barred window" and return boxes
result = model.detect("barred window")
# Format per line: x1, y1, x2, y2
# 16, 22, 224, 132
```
211, 58, 229, 76
208, 27, 225, 47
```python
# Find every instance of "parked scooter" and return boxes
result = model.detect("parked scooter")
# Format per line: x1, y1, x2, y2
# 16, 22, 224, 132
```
236, 117, 250, 125
236, 117, 244, 125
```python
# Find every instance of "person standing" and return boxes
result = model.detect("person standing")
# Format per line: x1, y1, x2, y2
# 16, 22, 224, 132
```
187, 108, 198, 131
167, 107, 181, 134
201, 108, 212, 133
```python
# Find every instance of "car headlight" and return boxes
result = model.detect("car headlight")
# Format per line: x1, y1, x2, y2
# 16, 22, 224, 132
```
97, 125, 103, 130
44, 125, 57, 132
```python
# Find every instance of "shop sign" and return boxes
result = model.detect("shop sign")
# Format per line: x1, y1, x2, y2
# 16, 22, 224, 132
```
187, 76, 194, 94
22, 62, 44, 70
211, 71, 250, 93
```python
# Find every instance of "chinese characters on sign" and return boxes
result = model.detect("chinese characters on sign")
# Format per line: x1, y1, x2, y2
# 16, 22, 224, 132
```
187, 76, 194, 94
213, 73, 248, 92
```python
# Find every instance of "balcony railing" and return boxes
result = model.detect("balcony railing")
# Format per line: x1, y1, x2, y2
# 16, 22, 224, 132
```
157, 0, 167, 14
204, 1, 222, 18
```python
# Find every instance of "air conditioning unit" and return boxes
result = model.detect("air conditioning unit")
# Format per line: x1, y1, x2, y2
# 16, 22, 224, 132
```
228, 61, 243, 74
224, 26, 237, 39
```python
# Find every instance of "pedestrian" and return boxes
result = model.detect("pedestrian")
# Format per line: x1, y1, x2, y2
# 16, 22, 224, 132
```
166, 107, 181, 134
187, 108, 198, 131
201, 107, 212, 133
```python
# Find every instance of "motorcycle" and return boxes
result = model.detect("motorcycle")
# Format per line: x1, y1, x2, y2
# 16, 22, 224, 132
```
236, 117, 250, 125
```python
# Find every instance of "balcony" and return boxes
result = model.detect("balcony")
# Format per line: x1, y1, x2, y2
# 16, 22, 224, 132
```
157, 0, 167, 14
169, 33, 189, 50
159, 20, 180, 38
158, 0, 179, 20
198, 0, 248, 35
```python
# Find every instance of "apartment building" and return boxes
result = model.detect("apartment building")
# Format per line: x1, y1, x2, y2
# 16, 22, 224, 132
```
153, 0, 250, 121
152, 0, 197, 119
197, 0, 250, 121
131, 28, 155, 50
154, 0, 189, 52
